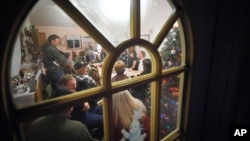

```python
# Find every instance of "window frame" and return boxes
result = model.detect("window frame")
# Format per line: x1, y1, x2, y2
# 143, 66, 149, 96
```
1, 0, 193, 141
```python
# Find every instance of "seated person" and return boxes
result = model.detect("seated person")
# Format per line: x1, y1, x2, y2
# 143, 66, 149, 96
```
130, 58, 152, 103
73, 61, 97, 89
112, 90, 150, 141
139, 58, 152, 75
25, 87, 96, 141
111, 60, 129, 82
58, 74, 91, 121
73, 61, 104, 140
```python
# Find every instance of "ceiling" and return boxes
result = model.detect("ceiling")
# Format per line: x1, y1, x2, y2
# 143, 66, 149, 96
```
27, 0, 173, 44
28, 0, 78, 27
28, 0, 131, 27
28, 0, 169, 27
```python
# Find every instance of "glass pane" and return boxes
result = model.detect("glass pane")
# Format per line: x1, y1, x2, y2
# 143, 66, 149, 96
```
70, 0, 131, 46
158, 21, 184, 70
160, 73, 183, 139
10, 0, 108, 108
111, 46, 152, 83
141, 0, 174, 42
21, 96, 104, 140
112, 90, 151, 141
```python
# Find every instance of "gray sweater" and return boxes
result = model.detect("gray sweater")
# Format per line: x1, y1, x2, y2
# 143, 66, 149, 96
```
26, 114, 95, 141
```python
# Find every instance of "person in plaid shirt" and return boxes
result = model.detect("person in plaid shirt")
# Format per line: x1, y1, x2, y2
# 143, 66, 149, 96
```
117, 50, 130, 68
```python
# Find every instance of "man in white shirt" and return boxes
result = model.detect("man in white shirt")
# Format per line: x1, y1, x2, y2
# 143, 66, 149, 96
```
137, 50, 146, 72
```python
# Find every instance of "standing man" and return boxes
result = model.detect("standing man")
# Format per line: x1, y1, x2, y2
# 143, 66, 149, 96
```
42, 34, 66, 92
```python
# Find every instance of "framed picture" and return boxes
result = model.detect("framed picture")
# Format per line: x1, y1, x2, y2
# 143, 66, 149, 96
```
82, 36, 96, 51
66, 35, 81, 49
60, 37, 65, 46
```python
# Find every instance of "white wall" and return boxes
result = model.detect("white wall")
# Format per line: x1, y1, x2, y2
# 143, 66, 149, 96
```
10, 37, 22, 77
11, 18, 32, 77
37, 26, 89, 55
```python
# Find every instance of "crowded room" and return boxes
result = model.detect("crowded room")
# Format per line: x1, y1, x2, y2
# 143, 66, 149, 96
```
7, 0, 186, 141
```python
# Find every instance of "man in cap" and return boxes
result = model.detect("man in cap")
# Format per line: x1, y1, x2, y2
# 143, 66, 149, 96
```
72, 61, 103, 140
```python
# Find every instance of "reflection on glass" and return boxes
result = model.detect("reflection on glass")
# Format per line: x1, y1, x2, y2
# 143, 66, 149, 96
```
158, 22, 183, 70
111, 46, 152, 82
141, 0, 174, 42
112, 90, 151, 141
160, 74, 181, 139
70, 0, 131, 46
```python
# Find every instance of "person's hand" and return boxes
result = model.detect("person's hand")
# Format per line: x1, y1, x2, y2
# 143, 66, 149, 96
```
97, 99, 103, 106
82, 102, 90, 111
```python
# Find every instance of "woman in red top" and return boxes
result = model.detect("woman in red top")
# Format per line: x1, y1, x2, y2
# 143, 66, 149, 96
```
112, 90, 150, 141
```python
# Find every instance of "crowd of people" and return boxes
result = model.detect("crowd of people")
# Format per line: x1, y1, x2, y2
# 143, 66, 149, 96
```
26, 34, 152, 141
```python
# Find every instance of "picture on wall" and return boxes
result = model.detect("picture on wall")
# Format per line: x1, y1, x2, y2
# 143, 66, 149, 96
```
66, 35, 81, 49
82, 36, 97, 51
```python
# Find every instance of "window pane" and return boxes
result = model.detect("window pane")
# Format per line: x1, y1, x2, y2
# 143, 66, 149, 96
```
141, 0, 174, 42
111, 46, 152, 83
158, 21, 184, 70
160, 73, 183, 139
6, 0, 187, 140
10, 0, 109, 108
112, 89, 151, 141
70, 0, 131, 46
20, 97, 104, 140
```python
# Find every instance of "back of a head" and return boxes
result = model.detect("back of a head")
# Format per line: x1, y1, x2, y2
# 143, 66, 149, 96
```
143, 58, 152, 71
26, 87, 87, 141
64, 52, 70, 59
78, 51, 84, 56
73, 61, 88, 71
112, 90, 146, 129
72, 50, 77, 55
114, 60, 126, 75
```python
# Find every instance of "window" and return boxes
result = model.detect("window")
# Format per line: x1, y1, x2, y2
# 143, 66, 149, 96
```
5, 0, 192, 141
66, 35, 81, 49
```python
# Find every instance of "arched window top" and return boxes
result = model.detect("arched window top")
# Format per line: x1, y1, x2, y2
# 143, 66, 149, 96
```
3, 0, 192, 140
69, 0, 175, 46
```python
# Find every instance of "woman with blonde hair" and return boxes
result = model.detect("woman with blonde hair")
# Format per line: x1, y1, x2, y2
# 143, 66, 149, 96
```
112, 90, 150, 141
111, 60, 129, 82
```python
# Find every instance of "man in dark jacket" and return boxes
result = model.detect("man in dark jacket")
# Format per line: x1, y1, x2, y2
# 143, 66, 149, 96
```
42, 34, 66, 92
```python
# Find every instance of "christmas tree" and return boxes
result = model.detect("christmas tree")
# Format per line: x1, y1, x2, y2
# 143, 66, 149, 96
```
158, 25, 182, 138
159, 25, 182, 69
133, 25, 182, 138
159, 75, 180, 138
